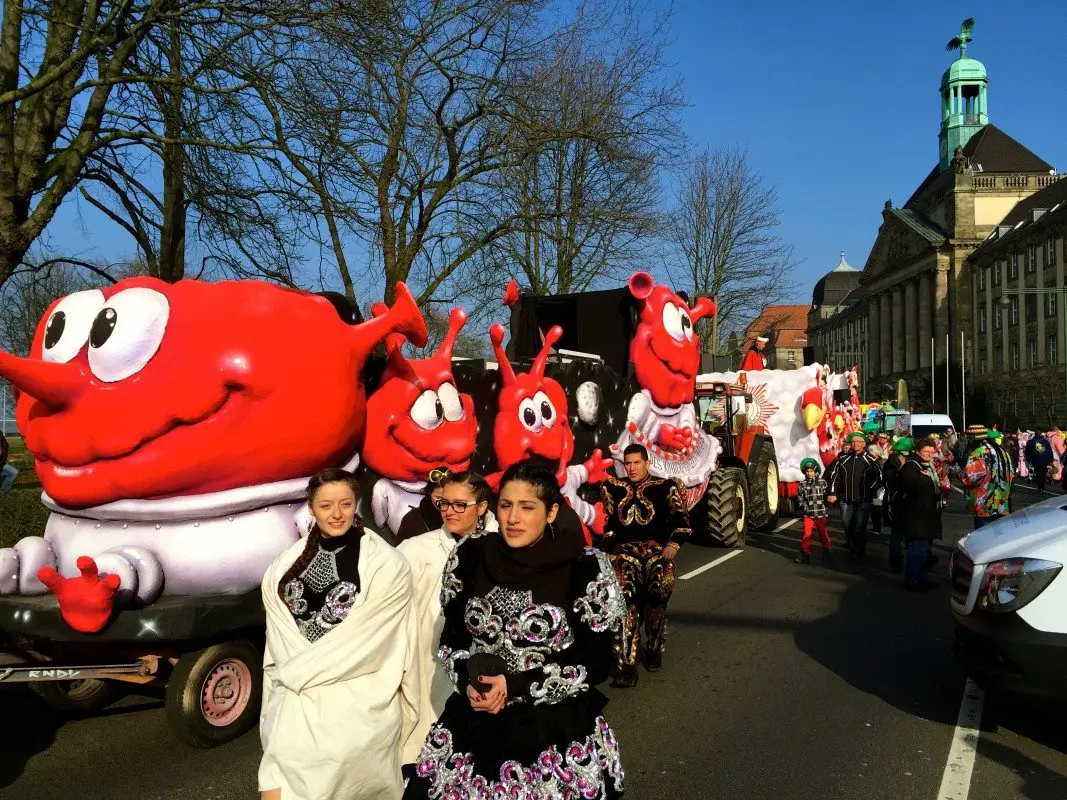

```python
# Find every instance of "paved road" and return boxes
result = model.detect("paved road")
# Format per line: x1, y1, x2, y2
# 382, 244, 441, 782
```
2, 484, 1066, 800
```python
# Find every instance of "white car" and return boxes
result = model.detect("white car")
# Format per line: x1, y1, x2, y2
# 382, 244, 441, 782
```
950, 495, 1067, 702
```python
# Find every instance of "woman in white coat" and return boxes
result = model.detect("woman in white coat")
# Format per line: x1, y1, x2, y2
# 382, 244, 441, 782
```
397, 471, 496, 752
259, 468, 422, 800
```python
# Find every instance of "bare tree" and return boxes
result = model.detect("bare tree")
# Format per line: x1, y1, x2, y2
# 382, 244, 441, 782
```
487, 0, 683, 296
667, 147, 798, 354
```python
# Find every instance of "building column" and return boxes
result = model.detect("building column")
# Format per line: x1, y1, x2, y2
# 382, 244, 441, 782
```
1058, 238, 1065, 366
880, 292, 892, 377
905, 280, 918, 372
919, 273, 933, 369
868, 300, 881, 379
1038, 280, 1046, 365
935, 265, 950, 365
1002, 260, 1010, 368
891, 286, 905, 374
984, 267, 993, 372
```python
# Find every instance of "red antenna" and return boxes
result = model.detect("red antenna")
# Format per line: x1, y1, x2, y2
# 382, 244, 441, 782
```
489, 324, 516, 384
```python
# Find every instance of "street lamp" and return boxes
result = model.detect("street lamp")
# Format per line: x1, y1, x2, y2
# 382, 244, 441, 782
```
999, 286, 1067, 416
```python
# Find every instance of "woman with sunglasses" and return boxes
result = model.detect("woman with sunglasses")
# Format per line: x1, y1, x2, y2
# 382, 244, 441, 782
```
403, 460, 626, 799
397, 470, 497, 755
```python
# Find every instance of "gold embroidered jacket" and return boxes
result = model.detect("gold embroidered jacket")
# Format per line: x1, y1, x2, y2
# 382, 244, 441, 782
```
599, 474, 692, 548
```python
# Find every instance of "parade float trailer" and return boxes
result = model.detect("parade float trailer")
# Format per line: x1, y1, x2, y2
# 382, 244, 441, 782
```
0, 271, 784, 746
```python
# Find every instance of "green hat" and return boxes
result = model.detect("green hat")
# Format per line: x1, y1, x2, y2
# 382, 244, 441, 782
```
891, 437, 914, 453
845, 431, 867, 444
987, 429, 1003, 443
862, 421, 879, 435
799, 457, 821, 474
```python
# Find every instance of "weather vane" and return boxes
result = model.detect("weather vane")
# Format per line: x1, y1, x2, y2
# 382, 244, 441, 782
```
946, 18, 975, 59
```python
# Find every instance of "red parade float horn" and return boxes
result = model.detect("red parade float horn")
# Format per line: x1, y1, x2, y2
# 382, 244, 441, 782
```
628, 271, 655, 301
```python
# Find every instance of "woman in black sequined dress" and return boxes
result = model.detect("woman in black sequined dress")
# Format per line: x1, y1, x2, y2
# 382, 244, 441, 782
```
403, 461, 627, 799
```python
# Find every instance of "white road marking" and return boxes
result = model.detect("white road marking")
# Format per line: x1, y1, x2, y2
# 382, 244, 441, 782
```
679, 518, 800, 581
936, 679, 984, 800
1014, 483, 1060, 496
679, 549, 743, 580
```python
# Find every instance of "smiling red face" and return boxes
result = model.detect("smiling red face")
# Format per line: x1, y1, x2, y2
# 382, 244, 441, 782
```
5, 277, 426, 508
362, 308, 478, 482
628, 273, 715, 408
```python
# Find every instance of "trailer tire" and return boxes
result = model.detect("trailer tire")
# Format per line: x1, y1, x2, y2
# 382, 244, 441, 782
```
165, 640, 262, 748
747, 441, 780, 532
31, 678, 120, 712
706, 467, 748, 547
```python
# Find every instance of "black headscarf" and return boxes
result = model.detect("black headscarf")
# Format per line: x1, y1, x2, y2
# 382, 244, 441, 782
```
479, 521, 585, 601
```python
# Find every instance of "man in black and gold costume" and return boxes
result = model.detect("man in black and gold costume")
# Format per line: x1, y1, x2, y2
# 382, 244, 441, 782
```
600, 443, 691, 688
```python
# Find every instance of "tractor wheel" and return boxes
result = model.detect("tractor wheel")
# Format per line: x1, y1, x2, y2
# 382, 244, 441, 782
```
747, 441, 780, 532
706, 467, 749, 547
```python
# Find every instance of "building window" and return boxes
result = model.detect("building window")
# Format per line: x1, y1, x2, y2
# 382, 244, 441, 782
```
1026, 295, 1037, 318
994, 345, 1002, 367
978, 267, 986, 290
979, 308, 987, 333
1027, 245, 1037, 273
1049, 335, 1058, 365
1047, 239, 1056, 268
1011, 343, 1020, 370
1010, 296, 1019, 325
979, 347, 986, 372
994, 305, 1002, 330
1029, 338, 1037, 367
1009, 253, 1018, 280
1048, 292, 1058, 317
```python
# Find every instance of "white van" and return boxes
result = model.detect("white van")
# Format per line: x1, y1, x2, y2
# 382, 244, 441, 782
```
950, 496, 1067, 702
903, 413, 956, 441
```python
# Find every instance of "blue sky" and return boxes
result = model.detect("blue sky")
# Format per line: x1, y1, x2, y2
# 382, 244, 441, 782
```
43, 1, 1066, 305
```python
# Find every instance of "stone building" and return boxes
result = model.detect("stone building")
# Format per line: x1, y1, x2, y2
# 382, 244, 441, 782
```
807, 21, 1062, 418
967, 178, 1067, 425
807, 254, 868, 374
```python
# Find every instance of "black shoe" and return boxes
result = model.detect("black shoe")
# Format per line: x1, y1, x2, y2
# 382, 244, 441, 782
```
889, 556, 903, 574
610, 667, 639, 688
905, 580, 940, 592
644, 650, 663, 672
848, 552, 863, 564
794, 553, 811, 564
926, 553, 940, 568
821, 550, 834, 561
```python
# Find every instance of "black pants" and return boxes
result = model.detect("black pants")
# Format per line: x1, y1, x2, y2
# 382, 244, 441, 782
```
1035, 464, 1048, 492
869, 505, 883, 533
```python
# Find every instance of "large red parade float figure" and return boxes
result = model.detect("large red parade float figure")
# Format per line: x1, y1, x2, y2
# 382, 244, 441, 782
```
362, 306, 478, 534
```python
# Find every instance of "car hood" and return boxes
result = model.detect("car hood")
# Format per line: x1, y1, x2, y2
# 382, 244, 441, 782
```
959, 497, 1067, 564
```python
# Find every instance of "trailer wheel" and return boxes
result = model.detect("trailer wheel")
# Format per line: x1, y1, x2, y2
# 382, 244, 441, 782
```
706, 467, 748, 547
747, 441, 780, 532
165, 640, 261, 748
31, 678, 120, 712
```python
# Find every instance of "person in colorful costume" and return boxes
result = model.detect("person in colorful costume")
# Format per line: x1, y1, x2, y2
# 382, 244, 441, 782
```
404, 461, 626, 800
1025, 430, 1054, 492
1048, 426, 1065, 482
959, 426, 1014, 530
600, 444, 691, 687
740, 336, 769, 371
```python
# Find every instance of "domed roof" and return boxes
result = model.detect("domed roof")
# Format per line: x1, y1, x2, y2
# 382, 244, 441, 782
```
811, 252, 861, 306
941, 57, 987, 89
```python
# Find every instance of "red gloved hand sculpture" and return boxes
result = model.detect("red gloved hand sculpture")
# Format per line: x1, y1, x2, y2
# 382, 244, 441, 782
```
657, 423, 694, 453
38, 556, 120, 633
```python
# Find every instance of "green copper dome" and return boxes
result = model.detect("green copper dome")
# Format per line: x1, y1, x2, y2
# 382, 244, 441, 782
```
940, 57, 987, 91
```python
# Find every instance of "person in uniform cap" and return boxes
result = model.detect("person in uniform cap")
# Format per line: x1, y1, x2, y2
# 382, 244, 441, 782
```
740, 336, 769, 371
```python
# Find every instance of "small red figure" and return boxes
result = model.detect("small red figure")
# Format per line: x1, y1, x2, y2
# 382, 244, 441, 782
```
363, 306, 478, 533
488, 323, 612, 540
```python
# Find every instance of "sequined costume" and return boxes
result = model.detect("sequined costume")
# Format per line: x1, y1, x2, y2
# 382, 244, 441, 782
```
599, 474, 691, 676
282, 527, 362, 642
403, 534, 627, 800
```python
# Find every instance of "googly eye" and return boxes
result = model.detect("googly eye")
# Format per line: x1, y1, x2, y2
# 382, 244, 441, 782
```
437, 382, 465, 422
662, 303, 685, 342
86, 289, 169, 382
40, 290, 106, 364
411, 389, 445, 430
533, 390, 556, 428
680, 309, 694, 340
518, 397, 542, 433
